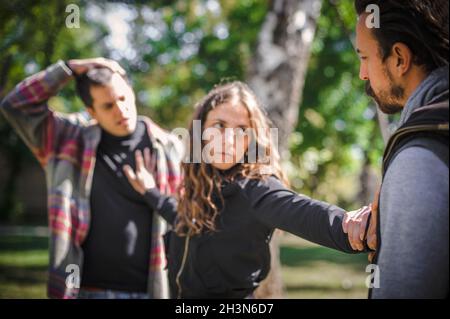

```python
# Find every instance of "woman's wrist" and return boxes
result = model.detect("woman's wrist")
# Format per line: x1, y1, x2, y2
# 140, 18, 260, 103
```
143, 187, 162, 210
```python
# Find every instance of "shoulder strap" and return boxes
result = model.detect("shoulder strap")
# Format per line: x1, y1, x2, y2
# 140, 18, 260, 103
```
382, 100, 449, 175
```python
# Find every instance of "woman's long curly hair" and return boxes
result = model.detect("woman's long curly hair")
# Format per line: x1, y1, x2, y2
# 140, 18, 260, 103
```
175, 81, 288, 236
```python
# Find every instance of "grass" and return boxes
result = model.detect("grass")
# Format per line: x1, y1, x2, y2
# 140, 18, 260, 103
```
280, 234, 369, 298
0, 236, 48, 298
0, 233, 370, 299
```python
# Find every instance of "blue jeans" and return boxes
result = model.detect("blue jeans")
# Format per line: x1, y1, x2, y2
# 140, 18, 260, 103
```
78, 289, 149, 299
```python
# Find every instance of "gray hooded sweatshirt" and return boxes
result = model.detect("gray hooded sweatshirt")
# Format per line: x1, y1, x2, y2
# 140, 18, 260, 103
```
371, 66, 449, 299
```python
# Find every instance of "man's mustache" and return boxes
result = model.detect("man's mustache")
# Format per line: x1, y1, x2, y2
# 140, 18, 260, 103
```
365, 81, 375, 98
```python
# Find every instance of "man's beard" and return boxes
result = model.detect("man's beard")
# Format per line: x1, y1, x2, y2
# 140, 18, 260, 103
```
365, 71, 405, 115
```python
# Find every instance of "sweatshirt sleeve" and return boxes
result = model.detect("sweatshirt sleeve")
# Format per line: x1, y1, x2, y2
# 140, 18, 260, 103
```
241, 176, 358, 253
144, 188, 178, 225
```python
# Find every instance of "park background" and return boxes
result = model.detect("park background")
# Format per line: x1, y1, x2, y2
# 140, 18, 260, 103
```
0, 0, 396, 298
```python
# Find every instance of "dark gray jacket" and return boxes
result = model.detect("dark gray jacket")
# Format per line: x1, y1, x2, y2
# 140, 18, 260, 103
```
371, 66, 449, 299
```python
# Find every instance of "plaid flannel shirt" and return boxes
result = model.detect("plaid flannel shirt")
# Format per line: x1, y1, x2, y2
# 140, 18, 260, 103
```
0, 61, 183, 299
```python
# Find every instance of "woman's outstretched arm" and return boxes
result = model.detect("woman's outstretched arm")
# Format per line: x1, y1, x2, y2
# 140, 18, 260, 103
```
241, 176, 370, 253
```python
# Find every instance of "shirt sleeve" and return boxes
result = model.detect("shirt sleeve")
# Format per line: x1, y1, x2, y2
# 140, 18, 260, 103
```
143, 188, 178, 225
0, 60, 74, 166
241, 176, 358, 253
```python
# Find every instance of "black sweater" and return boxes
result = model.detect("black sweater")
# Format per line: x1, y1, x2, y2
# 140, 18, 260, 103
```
144, 175, 357, 299
82, 121, 153, 292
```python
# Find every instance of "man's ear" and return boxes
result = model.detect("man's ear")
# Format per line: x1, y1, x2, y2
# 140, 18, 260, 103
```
86, 106, 97, 119
391, 42, 413, 76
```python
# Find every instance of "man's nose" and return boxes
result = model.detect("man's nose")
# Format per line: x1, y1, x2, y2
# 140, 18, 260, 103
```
359, 64, 369, 81
115, 97, 128, 114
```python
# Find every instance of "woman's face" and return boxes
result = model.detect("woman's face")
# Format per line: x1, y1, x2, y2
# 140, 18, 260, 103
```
203, 99, 252, 171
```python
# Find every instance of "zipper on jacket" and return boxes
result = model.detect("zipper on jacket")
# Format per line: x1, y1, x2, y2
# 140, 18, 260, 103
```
176, 234, 191, 299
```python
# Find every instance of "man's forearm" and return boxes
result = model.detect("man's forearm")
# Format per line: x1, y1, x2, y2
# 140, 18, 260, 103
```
0, 61, 74, 165
0, 60, 73, 112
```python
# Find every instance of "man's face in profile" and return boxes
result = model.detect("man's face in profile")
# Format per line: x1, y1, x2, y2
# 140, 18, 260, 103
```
356, 14, 405, 114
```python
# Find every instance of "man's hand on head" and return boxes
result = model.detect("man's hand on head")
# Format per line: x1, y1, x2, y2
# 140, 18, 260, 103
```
67, 57, 126, 77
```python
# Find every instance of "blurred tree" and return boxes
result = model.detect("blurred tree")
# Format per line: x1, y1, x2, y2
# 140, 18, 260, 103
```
0, 0, 105, 221
289, 0, 384, 209
248, 0, 323, 299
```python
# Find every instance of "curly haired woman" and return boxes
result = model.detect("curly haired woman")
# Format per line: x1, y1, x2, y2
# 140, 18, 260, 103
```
123, 81, 372, 299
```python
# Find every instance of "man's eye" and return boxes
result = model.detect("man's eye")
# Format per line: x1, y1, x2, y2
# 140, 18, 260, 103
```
359, 56, 368, 61
213, 123, 224, 129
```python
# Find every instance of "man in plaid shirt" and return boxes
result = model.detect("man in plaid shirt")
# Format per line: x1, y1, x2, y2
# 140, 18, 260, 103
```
0, 58, 183, 299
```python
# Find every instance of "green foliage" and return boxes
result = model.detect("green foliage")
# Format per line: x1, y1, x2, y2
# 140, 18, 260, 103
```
0, 0, 102, 220
288, 0, 383, 208
0, 0, 383, 221
127, 0, 269, 129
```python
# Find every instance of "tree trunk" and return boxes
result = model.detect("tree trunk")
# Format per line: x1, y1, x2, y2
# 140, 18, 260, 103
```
376, 107, 390, 144
358, 104, 391, 206
0, 54, 13, 96
247, 0, 323, 298
357, 152, 378, 206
